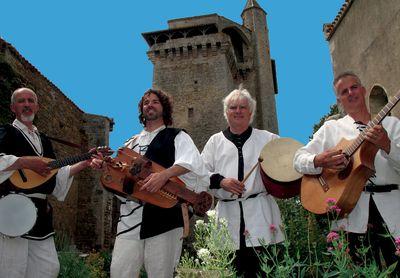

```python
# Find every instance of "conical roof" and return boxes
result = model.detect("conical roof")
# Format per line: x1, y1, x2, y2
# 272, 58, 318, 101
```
242, 0, 266, 16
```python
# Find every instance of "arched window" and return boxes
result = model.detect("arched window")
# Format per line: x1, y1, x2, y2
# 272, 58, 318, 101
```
369, 85, 388, 118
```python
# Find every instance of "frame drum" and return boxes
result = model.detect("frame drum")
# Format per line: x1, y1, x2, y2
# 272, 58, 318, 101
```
0, 194, 37, 237
260, 138, 303, 199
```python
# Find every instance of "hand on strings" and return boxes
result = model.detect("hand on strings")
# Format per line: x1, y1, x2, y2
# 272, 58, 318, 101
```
314, 149, 349, 170
141, 171, 169, 193
364, 125, 391, 154
220, 178, 245, 196
89, 150, 106, 170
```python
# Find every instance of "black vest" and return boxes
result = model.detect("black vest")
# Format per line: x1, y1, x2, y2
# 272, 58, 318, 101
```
139, 127, 184, 239
0, 124, 56, 239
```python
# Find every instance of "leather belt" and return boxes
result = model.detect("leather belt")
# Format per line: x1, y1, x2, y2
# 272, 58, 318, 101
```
364, 184, 398, 193
220, 192, 266, 202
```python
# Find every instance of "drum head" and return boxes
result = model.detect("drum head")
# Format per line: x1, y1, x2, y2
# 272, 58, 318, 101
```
0, 194, 37, 237
260, 137, 303, 182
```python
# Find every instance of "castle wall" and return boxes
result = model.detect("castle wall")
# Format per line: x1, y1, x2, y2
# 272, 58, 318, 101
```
144, 4, 279, 149
149, 33, 240, 149
326, 0, 400, 117
0, 38, 114, 250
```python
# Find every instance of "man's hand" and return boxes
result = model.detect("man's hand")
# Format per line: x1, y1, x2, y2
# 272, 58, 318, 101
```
139, 165, 189, 193
314, 149, 349, 170
140, 171, 169, 193
364, 125, 391, 154
220, 178, 245, 195
19, 157, 51, 177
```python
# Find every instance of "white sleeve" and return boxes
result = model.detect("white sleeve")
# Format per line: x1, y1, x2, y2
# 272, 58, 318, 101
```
52, 165, 74, 201
200, 136, 216, 175
293, 124, 332, 175
381, 118, 400, 173
0, 154, 19, 184
174, 131, 209, 192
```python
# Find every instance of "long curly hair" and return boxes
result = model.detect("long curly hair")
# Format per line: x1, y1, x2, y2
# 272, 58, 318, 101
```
138, 89, 173, 126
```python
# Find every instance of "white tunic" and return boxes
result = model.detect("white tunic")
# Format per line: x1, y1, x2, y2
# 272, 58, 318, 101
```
116, 125, 209, 239
294, 115, 400, 236
201, 128, 285, 249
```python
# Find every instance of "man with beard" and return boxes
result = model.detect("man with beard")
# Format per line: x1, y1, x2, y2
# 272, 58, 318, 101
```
0, 87, 98, 277
110, 89, 208, 278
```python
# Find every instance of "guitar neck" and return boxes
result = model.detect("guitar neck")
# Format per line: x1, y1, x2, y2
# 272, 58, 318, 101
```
345, 92, 400, 156
48, 152, 93, 169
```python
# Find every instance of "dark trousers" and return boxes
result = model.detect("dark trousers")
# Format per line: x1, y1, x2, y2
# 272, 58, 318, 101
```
347, 198, 400, 274
234, 247, 263, 278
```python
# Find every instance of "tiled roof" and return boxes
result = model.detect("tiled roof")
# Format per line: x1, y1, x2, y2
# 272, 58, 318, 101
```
0, 37, 83, 113
323, 0, 354, 41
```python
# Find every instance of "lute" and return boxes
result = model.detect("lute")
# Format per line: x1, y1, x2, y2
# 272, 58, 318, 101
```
10, 146, 112, 189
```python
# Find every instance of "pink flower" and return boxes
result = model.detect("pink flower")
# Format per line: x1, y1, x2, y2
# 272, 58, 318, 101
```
326, 198, 337, 206
269, 224, 277, 233
395, 249, 400, 257
395, 237, 400, 246
331, 205, 341, 214
326, 231, 339, 243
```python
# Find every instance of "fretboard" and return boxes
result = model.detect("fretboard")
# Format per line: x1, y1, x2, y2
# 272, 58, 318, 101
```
344, 92, 400, 157
48, 152, 93, 169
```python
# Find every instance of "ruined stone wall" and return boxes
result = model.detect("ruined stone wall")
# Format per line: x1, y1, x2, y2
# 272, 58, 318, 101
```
0, 38, 113, 250
326, 0, 400, 117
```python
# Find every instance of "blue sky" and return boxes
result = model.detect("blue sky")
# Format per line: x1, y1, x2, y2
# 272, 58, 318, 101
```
1, 0, 344, 149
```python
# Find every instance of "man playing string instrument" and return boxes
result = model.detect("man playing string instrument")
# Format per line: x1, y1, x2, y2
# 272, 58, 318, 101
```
0, 88, 98, 277
294, 72, 400, 271
109, 89, 208, 278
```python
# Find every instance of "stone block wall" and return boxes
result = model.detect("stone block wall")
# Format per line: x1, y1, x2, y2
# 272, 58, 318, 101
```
0, 38, 114, 250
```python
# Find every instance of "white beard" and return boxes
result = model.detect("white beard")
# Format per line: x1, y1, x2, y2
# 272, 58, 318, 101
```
21, 114, 35, 122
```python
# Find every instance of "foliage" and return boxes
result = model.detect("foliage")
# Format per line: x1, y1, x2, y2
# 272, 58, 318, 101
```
312, 104, 341, 135
258, 198, 397, 277
177, 210, 236, 277
56, 231, 111, 278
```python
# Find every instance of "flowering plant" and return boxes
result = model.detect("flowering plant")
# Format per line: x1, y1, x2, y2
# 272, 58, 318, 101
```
176, 209, 236, 277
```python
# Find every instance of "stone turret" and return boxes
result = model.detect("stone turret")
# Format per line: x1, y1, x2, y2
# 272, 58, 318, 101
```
241, 0, 278, 133
142, 1, 279, 149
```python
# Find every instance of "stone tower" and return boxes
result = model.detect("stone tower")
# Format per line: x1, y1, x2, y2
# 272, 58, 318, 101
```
142, 0, 278, 149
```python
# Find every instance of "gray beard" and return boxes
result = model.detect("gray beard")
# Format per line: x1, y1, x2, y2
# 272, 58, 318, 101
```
21, 114, 35, 122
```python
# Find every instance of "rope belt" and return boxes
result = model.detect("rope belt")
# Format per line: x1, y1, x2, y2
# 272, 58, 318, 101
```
220, 191, 266, 202
364, 184, 398, 193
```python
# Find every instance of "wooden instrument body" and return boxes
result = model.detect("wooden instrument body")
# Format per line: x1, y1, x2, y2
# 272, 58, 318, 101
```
101, 148, 212, 216
10, 157, 59, 189
301, 138, 377, 216
9, 147, 112, 190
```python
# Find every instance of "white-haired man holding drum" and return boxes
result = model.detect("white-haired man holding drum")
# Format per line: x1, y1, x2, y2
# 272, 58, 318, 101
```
201, 86, 285, 277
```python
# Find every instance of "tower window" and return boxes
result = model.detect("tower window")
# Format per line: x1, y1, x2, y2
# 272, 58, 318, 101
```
188, 107, 194, 118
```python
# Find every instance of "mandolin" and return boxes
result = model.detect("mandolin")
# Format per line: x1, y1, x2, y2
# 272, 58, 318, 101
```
301, 91, 400, 217
101, 147, 213, 217
10, 146, 112, 189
